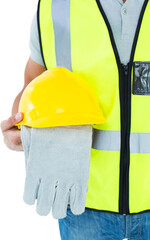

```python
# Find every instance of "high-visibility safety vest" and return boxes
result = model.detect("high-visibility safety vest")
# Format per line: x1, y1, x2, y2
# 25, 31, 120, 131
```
38, 0, 150, 215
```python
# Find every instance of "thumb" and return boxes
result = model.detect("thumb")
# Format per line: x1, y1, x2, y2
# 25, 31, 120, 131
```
1, 112, 23, 132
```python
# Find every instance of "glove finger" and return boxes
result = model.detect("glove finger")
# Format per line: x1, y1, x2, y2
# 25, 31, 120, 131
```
70, 185, 87, 215
23, 175, 40, 205
20, 126, 31, 168
36, 179, 56, 216
52, 183, 70, 219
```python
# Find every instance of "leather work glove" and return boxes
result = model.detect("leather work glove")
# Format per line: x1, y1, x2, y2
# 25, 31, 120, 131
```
21, 125, 93, 219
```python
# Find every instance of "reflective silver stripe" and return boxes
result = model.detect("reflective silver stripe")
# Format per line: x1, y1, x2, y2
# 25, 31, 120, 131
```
92, 129, 150, 153
130, 132, 150, 154
51, 0, 72, 71
92, 129, 121, 151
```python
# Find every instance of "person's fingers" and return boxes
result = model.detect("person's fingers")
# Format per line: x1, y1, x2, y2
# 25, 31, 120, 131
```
19, 143, 23, 151
4, 139, 23, 151
0, 112, 23, 132
3, 128, 23, 151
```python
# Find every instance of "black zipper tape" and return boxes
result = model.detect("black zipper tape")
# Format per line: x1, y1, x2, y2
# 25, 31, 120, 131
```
119, 63, 130, 214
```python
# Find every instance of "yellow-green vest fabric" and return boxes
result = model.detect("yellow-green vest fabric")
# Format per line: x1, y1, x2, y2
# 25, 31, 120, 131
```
38, 0, 150, 214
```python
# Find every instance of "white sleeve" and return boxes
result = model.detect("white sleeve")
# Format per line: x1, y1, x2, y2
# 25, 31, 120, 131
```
29, 12, 45, 66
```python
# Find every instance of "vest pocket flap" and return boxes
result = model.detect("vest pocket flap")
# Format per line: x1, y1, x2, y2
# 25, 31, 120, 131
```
133, 61, 150, 95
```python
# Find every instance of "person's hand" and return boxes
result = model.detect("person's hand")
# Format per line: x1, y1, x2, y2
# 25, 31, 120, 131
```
1, 113, 24, 151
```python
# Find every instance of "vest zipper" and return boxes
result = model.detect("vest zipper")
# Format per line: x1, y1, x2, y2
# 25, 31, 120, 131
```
119, 63, 130, 214
95, 0, 148, 214
122, 64, 128, 76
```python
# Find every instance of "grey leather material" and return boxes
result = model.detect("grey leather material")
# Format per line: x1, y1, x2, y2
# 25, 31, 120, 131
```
21, 125, 93, 219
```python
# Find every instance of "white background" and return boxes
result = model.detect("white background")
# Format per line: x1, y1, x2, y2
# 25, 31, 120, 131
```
0, 1, 60, 239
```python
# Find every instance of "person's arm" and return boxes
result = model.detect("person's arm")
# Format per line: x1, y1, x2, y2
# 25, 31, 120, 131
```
1, 57, 46, 151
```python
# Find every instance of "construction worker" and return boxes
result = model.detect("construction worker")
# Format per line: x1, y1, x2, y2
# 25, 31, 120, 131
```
1, 0, 150, 239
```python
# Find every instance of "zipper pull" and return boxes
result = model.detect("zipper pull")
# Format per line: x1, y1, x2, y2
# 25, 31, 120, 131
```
122, 63, 129, 76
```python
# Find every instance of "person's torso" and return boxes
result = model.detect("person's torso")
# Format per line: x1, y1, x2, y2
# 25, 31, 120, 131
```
38, 0, 150, 215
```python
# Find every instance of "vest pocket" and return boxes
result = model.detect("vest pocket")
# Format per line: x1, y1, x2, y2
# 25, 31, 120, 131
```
133, 61, 150, 95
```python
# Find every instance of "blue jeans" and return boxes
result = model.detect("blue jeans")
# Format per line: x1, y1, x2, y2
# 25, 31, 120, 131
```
58, 207, 150, 240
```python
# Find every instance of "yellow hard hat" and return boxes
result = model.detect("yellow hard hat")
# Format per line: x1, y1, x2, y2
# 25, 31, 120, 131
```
16, 67, 106, 128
